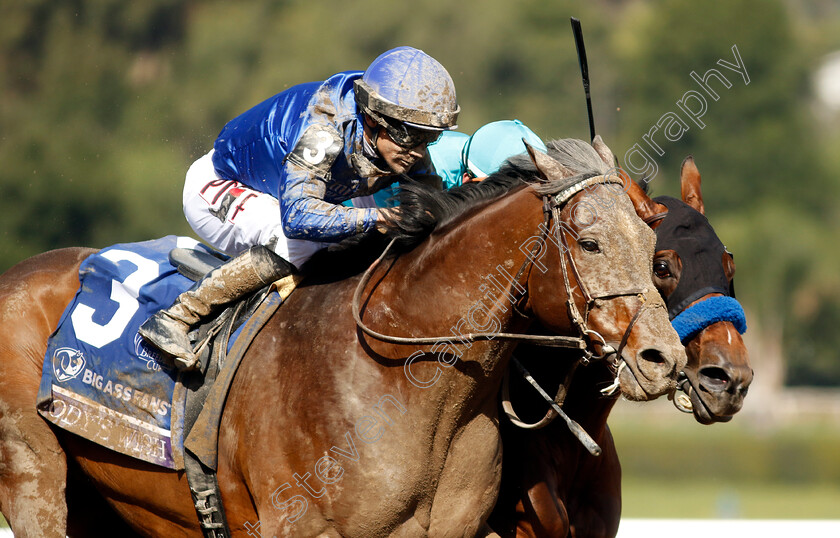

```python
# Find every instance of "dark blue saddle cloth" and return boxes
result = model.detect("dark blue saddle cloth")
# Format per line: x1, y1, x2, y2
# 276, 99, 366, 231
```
36, 236, 218, 469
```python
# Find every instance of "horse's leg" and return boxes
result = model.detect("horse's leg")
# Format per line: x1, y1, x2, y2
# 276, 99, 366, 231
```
0, 433, 150, 537
428, 410, 504, 535
0, 316, 70, 536
516, 481, 569, 538
0, 248, 96, 537
566, 427, 621, 538
0, 400, 69, 537
489, 430, 569, 538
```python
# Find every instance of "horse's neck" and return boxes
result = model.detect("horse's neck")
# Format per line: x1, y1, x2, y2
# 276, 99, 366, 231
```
401, 189, 544, 306
383, 190, 543, 402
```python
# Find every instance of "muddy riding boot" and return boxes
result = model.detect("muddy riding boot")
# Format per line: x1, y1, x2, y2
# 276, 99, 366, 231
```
138, 245, 293, 371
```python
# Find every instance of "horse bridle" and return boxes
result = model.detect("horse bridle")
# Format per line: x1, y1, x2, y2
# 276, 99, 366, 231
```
351, 176, 655, 454
646, 197, 744, 417
500, 180, 656, 439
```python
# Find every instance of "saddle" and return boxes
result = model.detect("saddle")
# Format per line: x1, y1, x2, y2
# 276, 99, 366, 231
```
169, 246, 226, 281
35, 237, 299, 537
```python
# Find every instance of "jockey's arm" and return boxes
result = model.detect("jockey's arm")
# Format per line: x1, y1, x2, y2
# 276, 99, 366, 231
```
279, 164, 380, 241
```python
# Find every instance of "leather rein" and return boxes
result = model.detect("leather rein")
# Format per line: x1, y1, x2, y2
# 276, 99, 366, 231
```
351, 197, 586, 350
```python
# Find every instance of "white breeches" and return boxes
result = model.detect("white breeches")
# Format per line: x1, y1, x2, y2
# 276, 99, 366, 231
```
182, 151, 326, 268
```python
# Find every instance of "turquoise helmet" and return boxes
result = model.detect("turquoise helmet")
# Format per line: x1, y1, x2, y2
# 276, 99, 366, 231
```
461, 120, 546, 177
428, 131, 470, 189
354, 46, 459, 131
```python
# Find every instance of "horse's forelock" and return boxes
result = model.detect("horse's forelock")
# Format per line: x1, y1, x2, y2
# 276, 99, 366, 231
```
547, 139, 611, 176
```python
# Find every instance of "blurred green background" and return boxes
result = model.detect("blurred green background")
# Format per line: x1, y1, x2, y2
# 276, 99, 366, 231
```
2, 0, 839, 524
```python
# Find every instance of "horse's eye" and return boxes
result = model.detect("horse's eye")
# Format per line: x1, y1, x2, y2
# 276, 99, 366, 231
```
579, 239, 600, 253
653, 260, 672, 278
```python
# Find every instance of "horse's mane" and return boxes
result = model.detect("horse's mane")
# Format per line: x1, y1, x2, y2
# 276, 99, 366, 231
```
386, 138, 611, 247
303, 138, 610, 276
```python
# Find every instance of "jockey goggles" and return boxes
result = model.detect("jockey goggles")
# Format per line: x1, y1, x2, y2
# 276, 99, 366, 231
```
367, 110, 442, 149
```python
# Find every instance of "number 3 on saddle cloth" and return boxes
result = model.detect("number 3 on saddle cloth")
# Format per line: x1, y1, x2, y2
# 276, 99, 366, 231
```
35, 235, 289, 470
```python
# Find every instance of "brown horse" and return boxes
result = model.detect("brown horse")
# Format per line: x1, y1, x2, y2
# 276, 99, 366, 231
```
0, 139, 685, 537
487, 155, 752, 537
658, 157, 752, 424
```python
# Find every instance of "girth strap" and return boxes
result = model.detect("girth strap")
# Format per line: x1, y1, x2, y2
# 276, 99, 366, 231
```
185, 459, 231, 537
182, 306, 239, 538
180, 275, 301, 537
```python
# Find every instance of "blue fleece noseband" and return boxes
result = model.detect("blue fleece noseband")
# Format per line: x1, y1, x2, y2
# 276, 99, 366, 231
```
671, 295, 747, 345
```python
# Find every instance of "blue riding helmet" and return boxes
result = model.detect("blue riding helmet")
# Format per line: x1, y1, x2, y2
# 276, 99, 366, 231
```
354, 46, 460, 131
462, 120, 546, 178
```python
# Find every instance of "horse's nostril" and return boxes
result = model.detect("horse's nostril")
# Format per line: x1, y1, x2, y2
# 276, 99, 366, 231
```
699, 366, 731, 388
639, 348, 666, 365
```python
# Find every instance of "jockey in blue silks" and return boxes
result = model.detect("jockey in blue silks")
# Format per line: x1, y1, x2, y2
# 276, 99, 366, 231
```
139, 46, 460, 371
350, 119, 546, 209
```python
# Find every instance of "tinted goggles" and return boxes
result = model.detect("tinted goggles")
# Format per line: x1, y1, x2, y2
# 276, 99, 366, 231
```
370, 112, 442, 149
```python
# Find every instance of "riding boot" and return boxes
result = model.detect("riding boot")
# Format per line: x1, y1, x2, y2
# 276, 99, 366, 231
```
138, 245, 293, 371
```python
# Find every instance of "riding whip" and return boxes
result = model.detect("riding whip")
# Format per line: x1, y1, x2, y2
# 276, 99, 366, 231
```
570, 17, 596, 142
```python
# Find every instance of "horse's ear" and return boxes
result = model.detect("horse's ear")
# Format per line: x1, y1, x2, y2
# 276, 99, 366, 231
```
680, 155, 705, 215
592, 135, 616, 167
524, 140, 574, 181
623, 169, 669, 225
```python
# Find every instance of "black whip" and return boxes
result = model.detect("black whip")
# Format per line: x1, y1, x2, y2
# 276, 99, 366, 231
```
571, 17, 596, 142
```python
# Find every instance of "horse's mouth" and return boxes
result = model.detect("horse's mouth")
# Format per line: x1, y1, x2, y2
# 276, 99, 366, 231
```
615, 351, 678, 402
598, 354, 662, 401
617, 358, 649, 401
688, 382, 736, 424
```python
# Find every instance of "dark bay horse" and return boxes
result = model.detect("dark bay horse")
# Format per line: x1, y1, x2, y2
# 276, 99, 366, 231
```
0, 139, 686, 537
654, 157, 752, 424
488, 154, 753, 537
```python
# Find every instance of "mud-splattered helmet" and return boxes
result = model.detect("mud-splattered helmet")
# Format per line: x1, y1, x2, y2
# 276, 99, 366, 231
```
355, 46, 459, 147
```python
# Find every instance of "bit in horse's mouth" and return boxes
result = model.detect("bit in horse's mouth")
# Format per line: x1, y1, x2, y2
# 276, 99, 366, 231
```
674, 367, 739, 424
689, 384, 720, 424
600, 359, 627, 396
